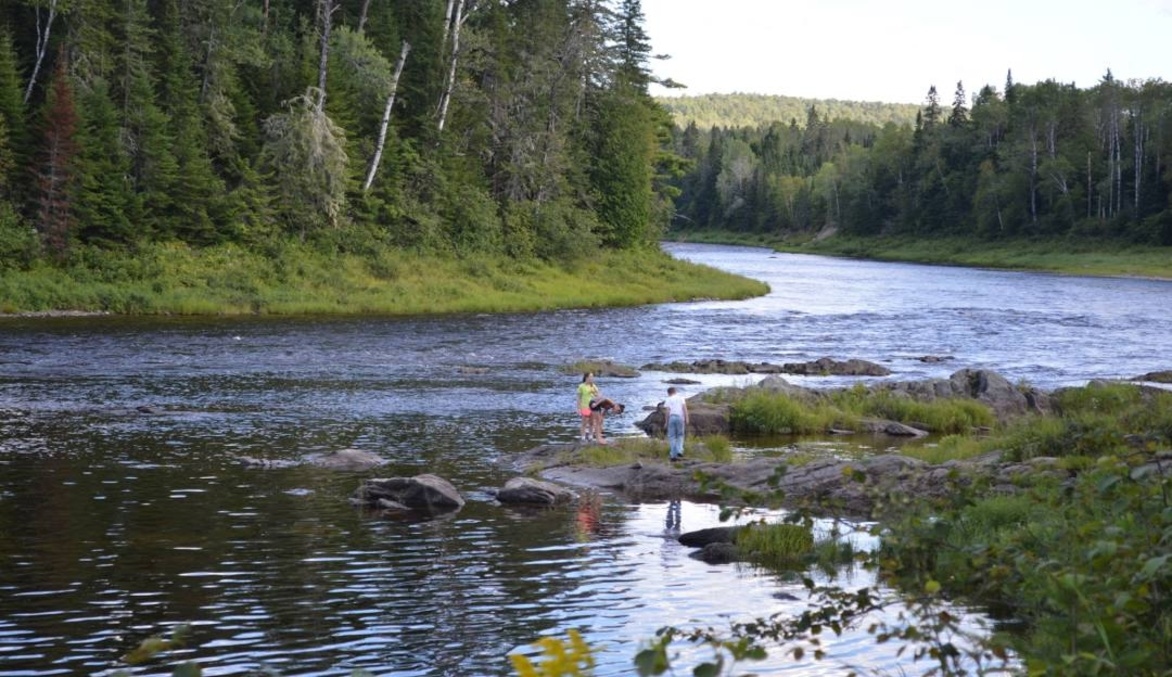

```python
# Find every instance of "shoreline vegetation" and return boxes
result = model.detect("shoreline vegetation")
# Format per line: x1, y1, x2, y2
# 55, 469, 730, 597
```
0, 241, 768, 317
516, 375, 1172, 676
668, 230, 1172, 281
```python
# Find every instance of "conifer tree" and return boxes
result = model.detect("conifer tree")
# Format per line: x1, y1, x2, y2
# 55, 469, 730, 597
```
73, 77, 137, 245
155, 0, 225, 244
32, 51, 77, 258
0, 29, 27, 179
948, 81, 968, 127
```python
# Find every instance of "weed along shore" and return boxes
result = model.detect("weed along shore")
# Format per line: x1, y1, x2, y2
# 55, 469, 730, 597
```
515, 367, 1172, 515
510, 367, 1172, 672
0, 243, 768, 316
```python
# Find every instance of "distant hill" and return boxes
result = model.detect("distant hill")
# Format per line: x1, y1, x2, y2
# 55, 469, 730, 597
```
657, 93, 921, 130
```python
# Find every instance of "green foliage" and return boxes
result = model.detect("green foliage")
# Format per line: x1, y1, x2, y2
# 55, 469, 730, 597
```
734, 522, 815, 566
829, 386, 997, 433
0, 0, 686, 285
0, 240, 764, 315
658, 93, 921, 130
670, 78, 1172, 253
998, 382, 1172, 461
730, 390, 838, 435
877, 454, 1172, 674
0, 205, 38, 275
260, 90, 350, 238
729, 386, 994, 436
695, 434, 733, 463
594, 380, 1172, 675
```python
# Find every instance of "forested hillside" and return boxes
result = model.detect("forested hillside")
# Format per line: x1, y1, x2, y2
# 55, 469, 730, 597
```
670, 77, 1172, 245
657, 92, 920, 130
0, 0, 671, 270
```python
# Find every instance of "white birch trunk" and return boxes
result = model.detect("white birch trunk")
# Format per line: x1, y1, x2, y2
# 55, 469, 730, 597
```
1029, 127, 1038, 224
1133, 114, 1144, 211
1086, 151, 1092, 219
24, 0, 58, 104
436, 0, 466, 133
315, 0, 335, 111
363, 41, 411, 192
440, 0, 457, 51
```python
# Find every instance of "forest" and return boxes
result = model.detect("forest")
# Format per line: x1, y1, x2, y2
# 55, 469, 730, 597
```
0, 0, 673, 271
669, 75, 1172, 246
657, 92, 919, 132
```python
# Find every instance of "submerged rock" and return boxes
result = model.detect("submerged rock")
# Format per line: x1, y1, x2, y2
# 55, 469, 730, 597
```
237, 448, 388, 471
307, 448, 387, 471
495, 477, 576, 505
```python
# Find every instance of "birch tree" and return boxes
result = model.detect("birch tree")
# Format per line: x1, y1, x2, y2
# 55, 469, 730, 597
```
24, 0, 60, 104
435, 0, 467, 133
363, 40, 410, 192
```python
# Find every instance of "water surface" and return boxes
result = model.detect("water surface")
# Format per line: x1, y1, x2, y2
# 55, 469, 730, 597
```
2, 244, 1169, 675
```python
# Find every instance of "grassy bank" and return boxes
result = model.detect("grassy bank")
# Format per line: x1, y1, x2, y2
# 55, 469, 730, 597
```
0, 241, 768, 316
669, 230, 1172, 280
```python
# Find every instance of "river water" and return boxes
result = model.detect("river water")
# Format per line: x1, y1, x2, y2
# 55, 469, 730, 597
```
1, 244, 1170, 676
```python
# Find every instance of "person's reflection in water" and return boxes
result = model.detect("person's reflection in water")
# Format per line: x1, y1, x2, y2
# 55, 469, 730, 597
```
575, 490, 602, 541
665, 499, 681, 534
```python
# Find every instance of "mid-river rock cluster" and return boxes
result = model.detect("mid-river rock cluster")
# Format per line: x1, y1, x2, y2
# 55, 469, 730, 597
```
636, 368, 1051, 438
639, 356, 892, 377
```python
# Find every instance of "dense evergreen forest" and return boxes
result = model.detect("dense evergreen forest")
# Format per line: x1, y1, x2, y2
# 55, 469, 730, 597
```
670, 76, 1172, 245
657, 92, 920, 131
0, 0, 673, 270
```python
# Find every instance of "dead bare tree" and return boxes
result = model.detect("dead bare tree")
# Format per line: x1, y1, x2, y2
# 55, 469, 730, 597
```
315, 0, 338, 111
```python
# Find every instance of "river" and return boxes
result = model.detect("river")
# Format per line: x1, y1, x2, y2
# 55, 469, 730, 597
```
1, 244, 1170, 676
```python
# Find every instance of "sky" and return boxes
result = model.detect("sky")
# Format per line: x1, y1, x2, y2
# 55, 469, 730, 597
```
641, 0, 1172, 104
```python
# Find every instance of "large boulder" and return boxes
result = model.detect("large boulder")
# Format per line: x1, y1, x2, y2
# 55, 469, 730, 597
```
949, 368, 1049, 419
678, 526, 740, 548
1134, 370, 1172, 384
779, 357, 891, 377
353, 474, 465, 512
634, 399, 729, 437
496, 477, 576, 506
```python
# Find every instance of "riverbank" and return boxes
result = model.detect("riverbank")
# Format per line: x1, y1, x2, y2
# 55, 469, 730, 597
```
0, 241, 768, 316
668, 231, 1172, 280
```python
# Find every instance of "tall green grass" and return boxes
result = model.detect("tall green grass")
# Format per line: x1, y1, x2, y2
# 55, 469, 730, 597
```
729, 386, 996, 436
791, 235, 1172, 280
735, 522, 815, 566
0, 240, 769, 316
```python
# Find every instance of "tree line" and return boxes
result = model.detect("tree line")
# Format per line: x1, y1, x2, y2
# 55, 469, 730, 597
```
670, 74, 1172, 245
0, 0, 672, 269
658, 92, 920, 132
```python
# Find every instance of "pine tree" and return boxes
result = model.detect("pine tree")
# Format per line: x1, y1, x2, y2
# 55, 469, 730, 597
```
73, 77, 137, 245
155, 0, 225, 244
948, 81, 968, 127
0, 29, 27, 200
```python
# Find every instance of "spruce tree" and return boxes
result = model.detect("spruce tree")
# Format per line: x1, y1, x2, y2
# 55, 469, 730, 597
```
32, 52, 78, 258
73, 77, 137, 245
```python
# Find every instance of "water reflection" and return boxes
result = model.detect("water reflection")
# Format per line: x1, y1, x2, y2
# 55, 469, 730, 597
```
4, 243, 1164, 674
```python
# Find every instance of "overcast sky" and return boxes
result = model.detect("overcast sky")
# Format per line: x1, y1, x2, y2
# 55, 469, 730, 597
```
642, 0, 1172, 104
